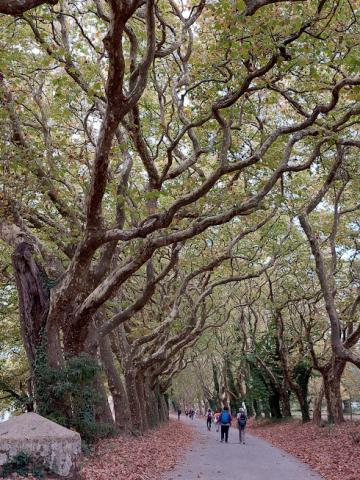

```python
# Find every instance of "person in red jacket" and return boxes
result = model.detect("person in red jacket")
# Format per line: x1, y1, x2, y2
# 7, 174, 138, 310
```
219, 406, 232, 443
214, 410, 221, 432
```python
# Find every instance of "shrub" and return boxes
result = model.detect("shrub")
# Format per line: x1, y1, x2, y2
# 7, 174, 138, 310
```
1, 451, 44, 478
34, 339, 115, 444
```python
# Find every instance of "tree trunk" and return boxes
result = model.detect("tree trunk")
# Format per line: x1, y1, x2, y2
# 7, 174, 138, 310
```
297, 391, 311, 422
12, 242, 50, 367
93, 373, 115, 426
99, 336, 129, 431
124, 369, 142, 434
136, 372, 149, 432
25, 378, 34, 412
12, 242, 65, 417
144, 380, 159, 428
253, 399, 261, 417
255, 355, 290, 418
323, 360, 345, 424
46, 317, 63, 368
285, 364, 311, 422
269, 390, 282, 418
159, 393, 169, 422
275, 311, 312, 420
292, 362, 311, 423
279, 385, 291, 417
313, 383, 324, 426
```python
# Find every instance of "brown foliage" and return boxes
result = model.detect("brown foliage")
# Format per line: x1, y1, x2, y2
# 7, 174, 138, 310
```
81, 419, 195, 480
250, 419, 360, 480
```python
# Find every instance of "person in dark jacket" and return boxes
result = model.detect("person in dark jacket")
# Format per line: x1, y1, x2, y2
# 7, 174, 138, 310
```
237, 407, 247, 444
206, 408, 213, 431
219, 406, 232, 443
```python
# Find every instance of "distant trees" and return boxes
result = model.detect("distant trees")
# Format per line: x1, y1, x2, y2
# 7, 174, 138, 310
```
172, 194, 360, 424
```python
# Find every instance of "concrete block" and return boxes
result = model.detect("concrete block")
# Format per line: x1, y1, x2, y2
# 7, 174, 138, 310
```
0, 413, 81, 477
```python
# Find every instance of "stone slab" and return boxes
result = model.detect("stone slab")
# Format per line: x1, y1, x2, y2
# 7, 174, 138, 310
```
0, 413, 81, 477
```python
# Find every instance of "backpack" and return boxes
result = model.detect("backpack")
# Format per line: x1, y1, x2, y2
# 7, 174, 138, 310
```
238, 413, 246, 427
207, 412, 212, 420
221, 411, 230, 424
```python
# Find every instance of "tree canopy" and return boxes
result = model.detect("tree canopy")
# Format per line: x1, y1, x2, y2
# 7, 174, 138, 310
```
0, 0, 359, 434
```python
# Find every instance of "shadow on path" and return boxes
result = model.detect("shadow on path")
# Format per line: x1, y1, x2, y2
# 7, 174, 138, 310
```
163, 416, 323, 480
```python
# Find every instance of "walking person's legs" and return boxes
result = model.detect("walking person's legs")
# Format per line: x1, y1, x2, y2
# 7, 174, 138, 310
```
224, 425, 229, 443
220, 425, 225, 442
238, 426, 242, 443
242, 427, 246, 444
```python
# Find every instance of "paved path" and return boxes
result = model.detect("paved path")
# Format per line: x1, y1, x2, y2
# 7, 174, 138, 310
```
163, 417, 323, 480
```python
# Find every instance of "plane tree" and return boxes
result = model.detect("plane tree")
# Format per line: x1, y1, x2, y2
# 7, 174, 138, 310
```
0, 0, 359, 431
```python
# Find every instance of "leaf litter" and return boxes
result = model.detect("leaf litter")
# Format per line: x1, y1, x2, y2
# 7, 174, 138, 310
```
250, 419, 360, 480
81, 419, 195, 480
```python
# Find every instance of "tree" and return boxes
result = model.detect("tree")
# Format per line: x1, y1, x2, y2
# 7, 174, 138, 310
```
1, 0, 359, 433
299, 146, 360, 423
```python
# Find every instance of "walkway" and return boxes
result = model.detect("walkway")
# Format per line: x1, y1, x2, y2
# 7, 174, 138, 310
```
163, 417, 323, 480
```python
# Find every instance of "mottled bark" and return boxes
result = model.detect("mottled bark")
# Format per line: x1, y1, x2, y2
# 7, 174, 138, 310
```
136, 372, 149, 432
100, 336, 129, 431
279, 387, 292, 418
297, 389, 311, 423
159, 394, 169, 423
0, 0, 58, 15
244, 0, 306, 16
93, 374, 115, 427
322, 360, 345, 424
144, 380, 159, 428
124, 370, 142, 434
11, 242, 50, 366
313, 383, 324, 425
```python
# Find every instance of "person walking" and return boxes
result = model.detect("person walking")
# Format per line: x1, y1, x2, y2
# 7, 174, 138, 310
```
219, 406, 232, 443
206, 409, 213, 431
237, 407, 247, 444
214, 410, 221, 432
177, 408, 182, 420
